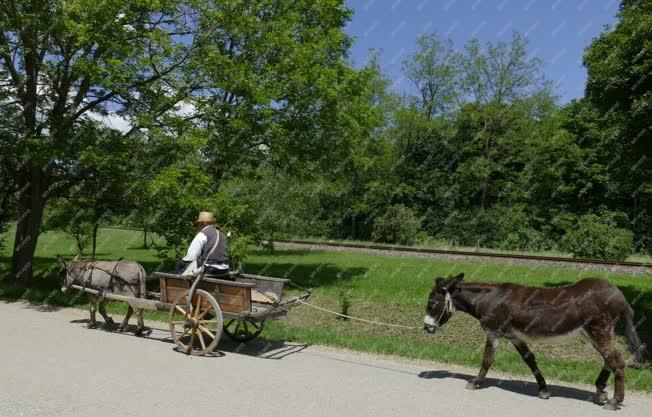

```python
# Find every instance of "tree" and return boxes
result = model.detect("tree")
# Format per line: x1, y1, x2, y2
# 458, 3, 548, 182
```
1, 0, 197, 283
461, 32, 549, 104
402, 34, 459, 118
187, 0, 364, 185
1, 0, 367, 283
583, 0, 652, 253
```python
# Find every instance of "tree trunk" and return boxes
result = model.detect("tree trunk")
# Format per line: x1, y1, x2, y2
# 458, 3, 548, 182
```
11, 169, 48, 286
75, 235, 85, 257
143, 225, 148, 249
91, 223, 99, 260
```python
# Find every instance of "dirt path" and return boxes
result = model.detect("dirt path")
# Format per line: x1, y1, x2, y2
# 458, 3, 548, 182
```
1, 301, 650, 417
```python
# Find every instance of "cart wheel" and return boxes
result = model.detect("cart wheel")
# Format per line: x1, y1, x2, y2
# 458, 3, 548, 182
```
169, 289, 223, 356
223, 319, 264, 342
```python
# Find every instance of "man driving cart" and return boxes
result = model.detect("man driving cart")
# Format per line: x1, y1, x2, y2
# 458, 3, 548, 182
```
175, 212, 231, 278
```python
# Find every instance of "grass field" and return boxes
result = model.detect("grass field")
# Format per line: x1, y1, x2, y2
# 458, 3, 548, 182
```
2, 226, 651, 392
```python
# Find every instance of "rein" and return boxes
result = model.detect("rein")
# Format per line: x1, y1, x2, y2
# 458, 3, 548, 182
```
295, 299, 421, 330
436, 291, 454, 327
65, 261, 136, 293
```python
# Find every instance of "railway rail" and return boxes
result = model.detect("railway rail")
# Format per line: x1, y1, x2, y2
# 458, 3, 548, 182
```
273, 239, 652, 274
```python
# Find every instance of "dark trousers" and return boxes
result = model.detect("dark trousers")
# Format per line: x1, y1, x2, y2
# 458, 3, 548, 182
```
175, 260, 231, 279
175, 260, 190, 274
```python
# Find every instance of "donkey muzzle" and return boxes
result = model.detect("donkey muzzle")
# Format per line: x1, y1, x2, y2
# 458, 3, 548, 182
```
423, 315, 438, 334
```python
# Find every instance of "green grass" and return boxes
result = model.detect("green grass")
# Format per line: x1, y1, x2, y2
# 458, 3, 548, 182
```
282, 235, 652, 263
2, 226, 651, 392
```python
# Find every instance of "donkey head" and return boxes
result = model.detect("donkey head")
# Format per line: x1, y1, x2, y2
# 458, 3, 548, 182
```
56, 255, 70, 292
423, 273, 464, 334
57, 255, 81, 292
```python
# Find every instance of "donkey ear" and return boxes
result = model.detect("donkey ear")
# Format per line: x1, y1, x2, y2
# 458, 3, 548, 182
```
73, 254, 79, 261
56, 255, 66, 267
435, 277, 444, 287
450, 273, 464, 286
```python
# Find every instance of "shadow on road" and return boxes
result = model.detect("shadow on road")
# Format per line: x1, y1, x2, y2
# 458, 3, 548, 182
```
418, 370, 595, 403
69, 319, 309, 360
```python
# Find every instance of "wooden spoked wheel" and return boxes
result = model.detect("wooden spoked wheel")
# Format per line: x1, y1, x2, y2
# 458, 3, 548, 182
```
169, 289, 223, 356
223, 318, 265, 342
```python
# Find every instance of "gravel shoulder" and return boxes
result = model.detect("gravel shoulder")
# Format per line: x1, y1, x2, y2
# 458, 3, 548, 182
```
1, 300, 651, 417
274, 241, 652, 274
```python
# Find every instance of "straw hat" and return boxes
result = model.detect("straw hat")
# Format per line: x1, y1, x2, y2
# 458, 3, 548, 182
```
195, 211, 216, 224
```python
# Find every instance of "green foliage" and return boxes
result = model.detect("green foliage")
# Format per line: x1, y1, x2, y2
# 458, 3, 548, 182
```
338, 289, 351, 320
42, 199, 94, 256
371, 204, 421, 245
146, 164, 216, 260
582, 1, 652, 253
560, 212, 634, 261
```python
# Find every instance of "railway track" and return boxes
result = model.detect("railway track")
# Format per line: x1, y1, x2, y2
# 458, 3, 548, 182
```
273, 239, 652, 274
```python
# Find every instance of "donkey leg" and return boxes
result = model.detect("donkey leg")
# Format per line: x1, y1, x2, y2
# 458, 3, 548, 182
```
594, 365, 611, 405
87, 295, 98, 328
512, 340, 550, 399
466, 335, 498, 390
591, 337, 626, 409
98, 300, 115, 329
117, 305, 134, 332
134, 309, 145, 336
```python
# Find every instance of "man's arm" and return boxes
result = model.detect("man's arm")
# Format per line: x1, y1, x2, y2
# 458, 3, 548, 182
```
182, 233, 208, 261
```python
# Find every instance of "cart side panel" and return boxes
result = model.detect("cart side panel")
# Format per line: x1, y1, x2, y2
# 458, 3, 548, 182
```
162, 276, 190, 304
198, 281, 251, 314
160, 275, 168, 303
159, 274, 252, 314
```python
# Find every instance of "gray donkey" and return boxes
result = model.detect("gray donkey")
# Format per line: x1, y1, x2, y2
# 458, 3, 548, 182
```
58, 256, 147, 335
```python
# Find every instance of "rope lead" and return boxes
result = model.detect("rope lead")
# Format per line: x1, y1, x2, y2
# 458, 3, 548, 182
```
296, 299, 421, 330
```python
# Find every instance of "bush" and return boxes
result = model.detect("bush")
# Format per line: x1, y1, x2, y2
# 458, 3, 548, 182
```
495, 207, 554, 252
436, 208, 502, 248
371, 204, 421, 245
560, 213, 634, 261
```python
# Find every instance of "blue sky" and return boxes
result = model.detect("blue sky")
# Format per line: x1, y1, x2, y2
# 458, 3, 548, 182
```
344, 0, 620, 103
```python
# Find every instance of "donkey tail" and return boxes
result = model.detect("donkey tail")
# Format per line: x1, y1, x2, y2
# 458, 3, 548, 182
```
139, 264, 147, 299
624, 306, 648, 366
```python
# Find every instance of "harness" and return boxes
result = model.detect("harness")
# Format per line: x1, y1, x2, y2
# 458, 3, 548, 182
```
434, 291, 455, 329
65, 260, 136, 297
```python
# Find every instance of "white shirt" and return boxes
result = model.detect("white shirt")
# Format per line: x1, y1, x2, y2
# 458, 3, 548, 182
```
182, 226, 209, 261
182, 226, 229, 269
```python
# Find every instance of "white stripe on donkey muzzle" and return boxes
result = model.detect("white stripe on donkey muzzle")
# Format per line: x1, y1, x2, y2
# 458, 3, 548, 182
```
423, 315, 438, 333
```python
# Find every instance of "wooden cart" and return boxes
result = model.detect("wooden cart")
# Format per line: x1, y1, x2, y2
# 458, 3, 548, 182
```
70, 271, 311, 356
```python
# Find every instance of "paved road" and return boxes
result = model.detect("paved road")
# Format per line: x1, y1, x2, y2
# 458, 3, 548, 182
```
1, 301, 650, 417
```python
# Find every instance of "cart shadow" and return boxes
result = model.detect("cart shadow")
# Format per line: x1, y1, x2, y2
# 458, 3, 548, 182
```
418, 370, 596, 403
70, 319, 309, 359
218, 337, 310, 359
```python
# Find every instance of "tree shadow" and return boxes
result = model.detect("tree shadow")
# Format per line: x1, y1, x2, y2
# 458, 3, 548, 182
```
418, 370, 597, 403
243, 260, 368, 289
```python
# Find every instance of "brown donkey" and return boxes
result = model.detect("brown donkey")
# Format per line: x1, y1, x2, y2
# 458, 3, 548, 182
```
423, 273, 647, 410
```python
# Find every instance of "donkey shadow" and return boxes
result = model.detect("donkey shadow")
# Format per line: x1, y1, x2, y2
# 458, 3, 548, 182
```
418, 370, 595, 403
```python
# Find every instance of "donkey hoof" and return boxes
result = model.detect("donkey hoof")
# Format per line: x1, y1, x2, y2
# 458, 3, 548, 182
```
595, 392, 608, 405
603, 399, 620, 411
465, 381, 480, 390
135, 328, 145, 337
538, 389, 551, 399
117, 325, 126, 333
87, 322, 99, 329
